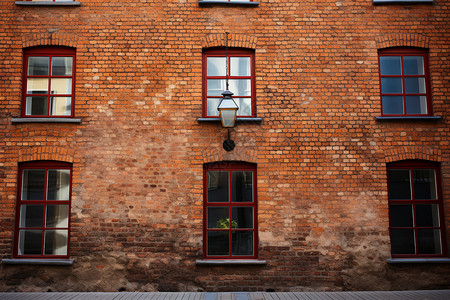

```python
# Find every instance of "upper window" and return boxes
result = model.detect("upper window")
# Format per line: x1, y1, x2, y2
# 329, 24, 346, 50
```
378, 48, 432, 116
14, 161, 72, 258
387, 160, 447, 258
203, 162, 257, 259
22, 47, 75, 118
203, 48, 255, 118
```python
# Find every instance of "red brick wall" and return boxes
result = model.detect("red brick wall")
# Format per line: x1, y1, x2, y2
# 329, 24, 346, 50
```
0, 0, 449, 292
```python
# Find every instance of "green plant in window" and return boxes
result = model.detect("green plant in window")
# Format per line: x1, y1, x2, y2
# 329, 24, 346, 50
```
216, 218, 238, 229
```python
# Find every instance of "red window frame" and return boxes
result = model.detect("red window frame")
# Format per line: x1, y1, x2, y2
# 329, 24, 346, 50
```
202, 48, 256, 118
378, 47, 432, 117
14, 161, 72, 259
203, 162, 258, 259
387, 160, 447, 258
22, 46, 76, 118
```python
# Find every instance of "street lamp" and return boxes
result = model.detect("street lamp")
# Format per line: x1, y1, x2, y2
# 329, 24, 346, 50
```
217, 90, 239, 128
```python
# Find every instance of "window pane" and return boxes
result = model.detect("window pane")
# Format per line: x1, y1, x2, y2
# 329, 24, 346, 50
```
27, 78, 49, 94
232, 171, 253, 202
44, 230, 68, 255
403, 56, 424, 75
413, 169, 437, 200
207, 171, 229, 202
230, 57, 250, 76
234, 98, 252, 116
382, 96, 404, 115
391, 229, 415, 255
20, 205, 44, 228
22, 169, 46, 200
207, 57, 226, 76
380, 56, 402, 75
18, 230, 42, 255
229, 79, 251, 96
51, 57, 73, 76
46, 205, 69, 228
26, 96, 48, 116
381, 78, 403, 94
28, 57, 49, 75
416, 204, 440, 227
207, 79, 226, 96
388, 169, 411, 200
50, 78, 72, 94
47, 169, 71, 201
417, 229, 441, 255
50, 97, 72, 116
207, 207, 229, 229
389, 204, 413, 227
206, 98, 220, 117
404, 77, 426, 94
405, 96, 427, 115
232, 207, 253, 229
207, 231, 229, 256
232, 231, 253, 256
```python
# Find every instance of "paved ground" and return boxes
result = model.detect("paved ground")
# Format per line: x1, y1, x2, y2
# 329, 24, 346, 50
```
0, 291, 449, 300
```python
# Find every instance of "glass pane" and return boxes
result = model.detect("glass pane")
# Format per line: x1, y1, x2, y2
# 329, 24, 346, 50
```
391, 229, 415, 255
404, 56, 424, 75
405, 96, 427, 115
234, 98, 252, 116
20, 205, 44, 228
232, 207, 253, 229
26, 96, 48, 116
232, 231, 253, 256
207, 79, 226, 96
22, 169, 45, 200
380, 56, 402, 75
232, 171, 253, 202
46, 205, 69, 228
230, 57, 251, 76
207, 207, 229, 229
50, 97, 72, 116
206, 98, 220, 117
229, 79, 251, 96
416, 204, 440, 227
51, 57, 73, 76
207, 57, 226, 76
388, 169, 411, 200
389, 205, 413, 227
414, 169, 437, 200
404, 77, 426, 94
207, 231, 229, 256
28, 57, 49, 75
27, 78, 48, 94
382, 96, 404, 115
44, 230, 68, 255
18, 230, 42, 255
207, 171, 229, 203
50, 78, 72, 94
381, 78, 403, 94
417, 229, 441, 255
47, 169, 71, 200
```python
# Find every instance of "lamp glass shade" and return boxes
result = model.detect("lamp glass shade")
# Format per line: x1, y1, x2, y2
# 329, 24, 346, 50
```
217, 91, 239, 128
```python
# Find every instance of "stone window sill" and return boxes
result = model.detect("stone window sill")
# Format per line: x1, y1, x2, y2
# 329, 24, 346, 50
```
387, 258, 450, 264
375, 116, 441, 121
373, 0, 432, 3
15, 1, 81, 6
12, 118, 81, 124
196, 259, 266, 265
199, 1, 259, 6
2, 258, 74, 265
197, 117, 262, 124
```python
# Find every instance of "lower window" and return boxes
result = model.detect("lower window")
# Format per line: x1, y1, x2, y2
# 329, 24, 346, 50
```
14, 161, 72, 258
387, 160, 447, 257
204, 162, 257, 259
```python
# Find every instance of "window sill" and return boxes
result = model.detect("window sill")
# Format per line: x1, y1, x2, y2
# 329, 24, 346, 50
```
199, 1, 259, 5
2, 258, 74, 265
376, 116, 441, 121
196, 259, 266, 265
197, 117, 262, 124
12, 118, 81, 124
374, 0, 432, 3
15, 1, 81, 6
387, 258, 450, 264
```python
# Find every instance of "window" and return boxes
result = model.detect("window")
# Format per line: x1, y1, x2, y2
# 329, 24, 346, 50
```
22, 47, 75, 117
203, 48, 255, 118
14, 161, 72, 258
204, 162, 257, 259
22, 0, 75, 2
378, 48, 432, 116
387, 160, 447, 258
